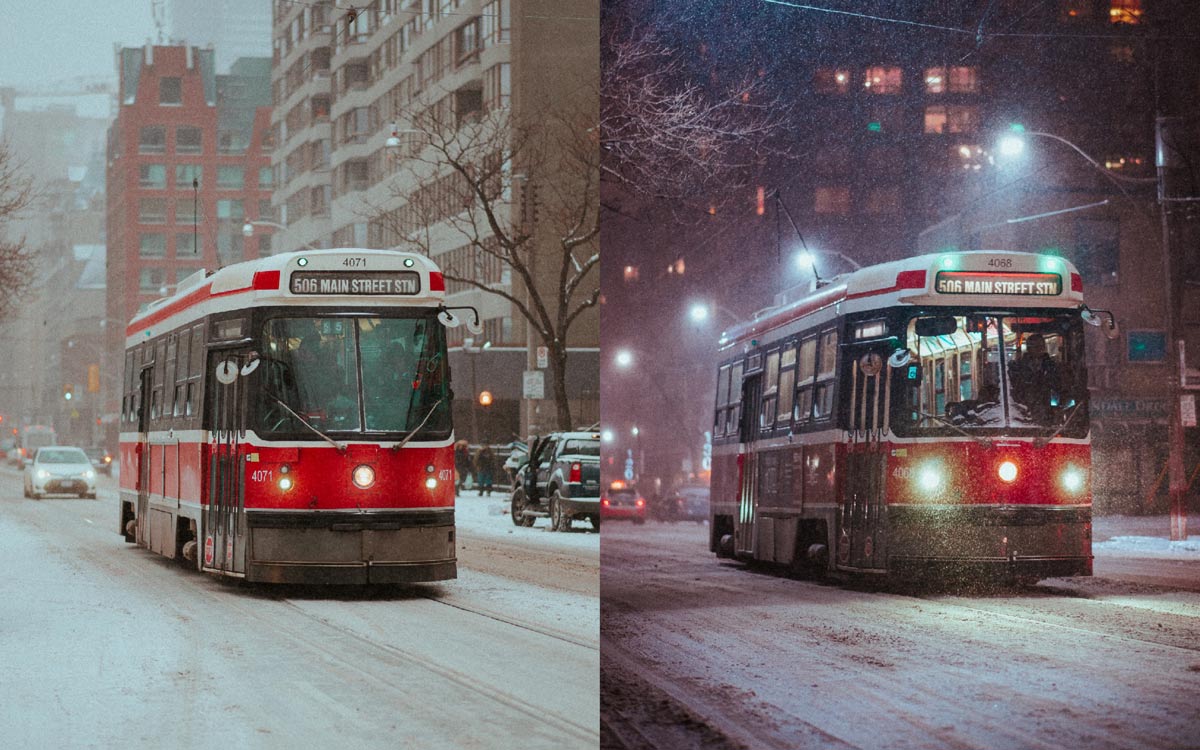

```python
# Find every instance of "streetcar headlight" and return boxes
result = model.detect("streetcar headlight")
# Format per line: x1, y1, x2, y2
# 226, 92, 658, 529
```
917, 463, 943, 493
352, 464, 376, 489
1061, 466, 1085, 493
278, 476, 294, 491
425, 477, 438, 490
998, 460, 1019, 483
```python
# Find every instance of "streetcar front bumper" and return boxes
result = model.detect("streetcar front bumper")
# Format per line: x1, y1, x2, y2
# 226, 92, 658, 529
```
244, 508, 457, 584
886, 504, 1092, 581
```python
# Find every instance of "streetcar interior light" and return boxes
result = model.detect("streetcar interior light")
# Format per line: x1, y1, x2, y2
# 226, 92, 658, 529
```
425, 477, 438, 490
854, 321, 887, 340
403, 258, 415, 267
278, 477, 294, 491
352, 465, 376, 489
998, 460, 1019, 483
297, 257, 308, 267
1062, 466, 1085, 493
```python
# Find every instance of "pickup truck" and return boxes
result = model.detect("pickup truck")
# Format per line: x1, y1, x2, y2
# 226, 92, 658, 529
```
510, 431, 601, 531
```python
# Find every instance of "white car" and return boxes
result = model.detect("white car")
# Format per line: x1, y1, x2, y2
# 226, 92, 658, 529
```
23, 446, 97, 499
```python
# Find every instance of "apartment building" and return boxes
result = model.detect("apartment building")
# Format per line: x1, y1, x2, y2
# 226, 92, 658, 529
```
270, 0, 599, 441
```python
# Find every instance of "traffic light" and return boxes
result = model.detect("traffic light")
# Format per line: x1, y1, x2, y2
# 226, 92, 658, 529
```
63, 384, 74, 401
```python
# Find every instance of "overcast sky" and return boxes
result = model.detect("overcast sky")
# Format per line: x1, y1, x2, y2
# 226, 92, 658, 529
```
0, 0, 158, 90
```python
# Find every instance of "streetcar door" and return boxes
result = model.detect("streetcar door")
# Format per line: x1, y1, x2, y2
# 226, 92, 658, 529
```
203, 350, 250, 575
134, 365, 153, 545
840, 349, 890, 570
735, 372, 763, 556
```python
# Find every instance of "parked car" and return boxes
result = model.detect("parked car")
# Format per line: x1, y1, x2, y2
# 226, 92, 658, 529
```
510, 431, 601, 531
84, 447, 114, 476
600, 481, 646, 524
674, 485, 711, 522
24, 446, 97, 499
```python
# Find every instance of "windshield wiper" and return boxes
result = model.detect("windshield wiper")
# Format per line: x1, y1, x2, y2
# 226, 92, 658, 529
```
391, 398, 446, 453
915, 409, 994, 448
1036, 401, 1083, 448
264, 390, 345, 452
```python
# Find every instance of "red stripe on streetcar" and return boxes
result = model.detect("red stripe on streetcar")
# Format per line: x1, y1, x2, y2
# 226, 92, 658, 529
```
429, 271, 445, 292
253, 270, 281, 290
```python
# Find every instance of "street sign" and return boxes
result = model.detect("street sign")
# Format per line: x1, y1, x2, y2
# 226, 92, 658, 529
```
536, 346, 549, 369
1182, 394, 1197, 428
522, 370, 544, 400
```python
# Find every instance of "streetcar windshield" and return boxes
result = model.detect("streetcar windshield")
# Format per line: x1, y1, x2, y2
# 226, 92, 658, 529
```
255, 315, 450, 437
893, 312, 1087, 436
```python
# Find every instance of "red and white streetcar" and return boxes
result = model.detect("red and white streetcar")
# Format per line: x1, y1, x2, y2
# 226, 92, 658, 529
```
709, 250, 1115, 583
118, 248, 474, 584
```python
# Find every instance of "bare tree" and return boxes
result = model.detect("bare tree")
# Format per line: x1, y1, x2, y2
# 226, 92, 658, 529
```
0, 141, 35, 317
600, 18, 790, 214
365, 99, 599, 431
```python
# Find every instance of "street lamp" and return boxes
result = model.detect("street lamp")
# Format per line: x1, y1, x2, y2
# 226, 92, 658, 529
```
614, 349, 634, 369
997, 125, 1184, 540
688, 302, 742, 328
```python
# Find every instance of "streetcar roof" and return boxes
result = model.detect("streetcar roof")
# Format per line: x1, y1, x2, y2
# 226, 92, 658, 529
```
125, 248, 444, 344
718, 250, 1083, 351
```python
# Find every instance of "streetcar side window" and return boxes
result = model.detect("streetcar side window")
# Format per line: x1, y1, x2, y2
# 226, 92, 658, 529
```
777, 345, 797, 428
727, 362, 743, 436
714, 365, 730, 436
813, 329, 838, 420
794, 336, 817, 424
761, 350, 780, 428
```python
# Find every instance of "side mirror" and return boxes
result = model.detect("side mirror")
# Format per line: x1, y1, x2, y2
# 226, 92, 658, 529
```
887, 348, 912, 368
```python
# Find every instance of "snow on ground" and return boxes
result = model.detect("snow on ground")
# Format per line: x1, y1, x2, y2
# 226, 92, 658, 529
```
454, 489, 600, 551
1092, 515, 1200, 559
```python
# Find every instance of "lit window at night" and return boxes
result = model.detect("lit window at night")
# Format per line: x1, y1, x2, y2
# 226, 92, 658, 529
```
864, 186, 901, 215
924, 105, 979, 134
813, 67, 851, 94
1060, 0, 1092, 20
1110, 0, 1142, 24
623, 265, 639, 283
948, 66, 978, 93
924, 68, 945, 94
863, 66, 901, 94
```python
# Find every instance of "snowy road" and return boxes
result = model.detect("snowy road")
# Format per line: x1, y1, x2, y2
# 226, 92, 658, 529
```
0, 471, 598, 749
600, 519, 1200, 750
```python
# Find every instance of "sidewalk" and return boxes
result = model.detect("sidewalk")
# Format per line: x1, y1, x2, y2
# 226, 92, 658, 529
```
1092, 514, 1195, 542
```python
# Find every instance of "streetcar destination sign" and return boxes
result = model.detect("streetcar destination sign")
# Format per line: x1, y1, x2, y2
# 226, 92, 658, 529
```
290, 270, 421, 295
934, 271, 1061, 296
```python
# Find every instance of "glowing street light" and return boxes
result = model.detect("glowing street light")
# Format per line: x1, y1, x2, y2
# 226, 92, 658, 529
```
614, 349, 634, 369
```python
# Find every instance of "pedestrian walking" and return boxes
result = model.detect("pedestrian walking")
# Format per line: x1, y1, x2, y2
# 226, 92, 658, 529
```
454, 440, 473, 493
476, 446, 496, 496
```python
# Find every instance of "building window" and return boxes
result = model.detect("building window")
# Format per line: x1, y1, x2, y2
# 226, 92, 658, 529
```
948, 66, 978, 93
1110, 0, 1142, 24
138, 126, 166, 154
483, 63, 510, 110
139, 234, 166, 258
623, 265, 639, 283
924, 68, 945, 94
176, 198, 197, 224
814, 186, 851, 215
482, 0, 510, 46
924, 105, 979, 134
257, 233, 272, 258
140, 267, 167, 292
159, 77, 182, 105
139, 164, 167, 189
863, 66, 901, 94
217, 199, 244, 220
259, 167, 274, 187
258, 199, 275, 222
813, 68, 851, 94
343, 159, 369, 192
176, 233, 202, 256
138, 198, 167, 223
176, 127, 202, 154
175, 164, 202, 188
218, 130, 248, 155
455, 19, 480, 64
1060, 0, 1092, 20
217, 166, 245, 189
216, 230, 245, 266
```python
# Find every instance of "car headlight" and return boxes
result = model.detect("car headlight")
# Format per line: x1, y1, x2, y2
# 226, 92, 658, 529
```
85, 470, 95, 479
36, 469, 49, 479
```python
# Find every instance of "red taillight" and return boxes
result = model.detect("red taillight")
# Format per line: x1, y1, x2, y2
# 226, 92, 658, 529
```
429, 271, 445, 292
1070, 272, 1083, 293
569, 462, 581, 483
635, 497, 645, 507
602, 497, 610, 507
